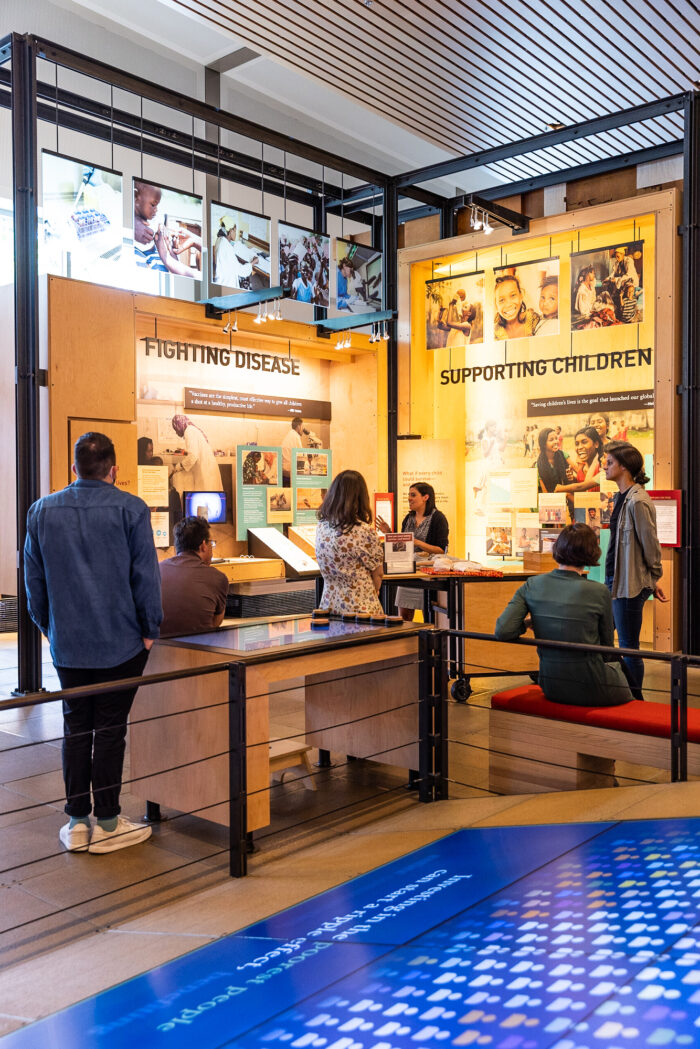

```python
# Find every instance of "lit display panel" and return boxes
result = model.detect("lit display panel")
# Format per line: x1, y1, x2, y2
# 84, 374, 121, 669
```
4, 819, 700, 1049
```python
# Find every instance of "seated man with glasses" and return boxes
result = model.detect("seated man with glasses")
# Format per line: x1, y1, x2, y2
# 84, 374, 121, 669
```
159, 516, 228, 636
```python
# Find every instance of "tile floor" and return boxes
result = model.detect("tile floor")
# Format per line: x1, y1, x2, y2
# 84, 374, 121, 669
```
2, 630, 700, 1039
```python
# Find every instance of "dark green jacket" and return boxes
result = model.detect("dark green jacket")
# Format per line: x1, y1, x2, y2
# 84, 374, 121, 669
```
495, 570, 633, 706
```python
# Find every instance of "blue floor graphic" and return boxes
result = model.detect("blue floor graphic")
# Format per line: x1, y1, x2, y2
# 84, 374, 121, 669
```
4, 818, 700, 1048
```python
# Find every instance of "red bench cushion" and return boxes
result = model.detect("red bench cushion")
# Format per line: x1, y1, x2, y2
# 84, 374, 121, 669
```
490, 685, 700, 743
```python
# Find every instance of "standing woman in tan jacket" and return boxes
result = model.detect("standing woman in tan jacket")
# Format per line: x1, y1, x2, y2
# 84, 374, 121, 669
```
603, 440, 668, 699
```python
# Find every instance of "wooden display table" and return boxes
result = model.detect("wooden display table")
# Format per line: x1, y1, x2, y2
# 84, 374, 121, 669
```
129, 617, 426, 848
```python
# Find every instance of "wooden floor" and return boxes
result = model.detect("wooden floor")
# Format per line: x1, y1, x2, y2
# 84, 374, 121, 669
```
2, 630, 700, 1039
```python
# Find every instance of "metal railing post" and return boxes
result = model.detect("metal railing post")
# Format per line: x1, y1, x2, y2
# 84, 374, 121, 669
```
418, 629, 433, 802
228, 661, 248, 877
670, 654, 688, 782
434, 631, 449, 800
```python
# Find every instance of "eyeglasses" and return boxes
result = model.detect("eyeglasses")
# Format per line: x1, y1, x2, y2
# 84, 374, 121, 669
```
208, 539, 217, 548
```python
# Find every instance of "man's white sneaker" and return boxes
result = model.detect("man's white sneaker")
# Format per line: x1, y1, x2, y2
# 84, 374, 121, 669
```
59, 821, 90, 853
88, 816, 152, 854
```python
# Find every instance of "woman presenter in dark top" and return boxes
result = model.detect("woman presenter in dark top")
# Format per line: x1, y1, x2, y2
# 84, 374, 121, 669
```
378, 482, 449, 621
495, 523, 633, 706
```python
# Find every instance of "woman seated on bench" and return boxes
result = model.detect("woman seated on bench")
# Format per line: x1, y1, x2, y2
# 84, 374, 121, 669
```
495, 523, 633, 706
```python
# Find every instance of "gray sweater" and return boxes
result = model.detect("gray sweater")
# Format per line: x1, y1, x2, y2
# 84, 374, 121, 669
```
495, 570, 633, 706
609, 485, 662, 599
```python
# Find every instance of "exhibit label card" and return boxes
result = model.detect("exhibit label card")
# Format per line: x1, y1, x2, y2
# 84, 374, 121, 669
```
293, 448, 332, 524
236, 445, 282, 540
510, 468, 539, 509
150, 510, 170, 548
515, 512, 539, 553
384, 533, 414, 574
486, 511, 513, 558
538, 492, 567, 525
138, 465, 169, 508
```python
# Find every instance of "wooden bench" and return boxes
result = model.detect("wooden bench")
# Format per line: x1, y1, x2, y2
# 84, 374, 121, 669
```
269, 739, 317, 790
488, 685, 700, 794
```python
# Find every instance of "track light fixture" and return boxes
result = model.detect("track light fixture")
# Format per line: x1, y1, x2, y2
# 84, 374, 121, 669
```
222, 311, 231, 334
231, 312, 238, 333
382, 320, 390, 342
254, 302, 263, 325
482, 211, 493, 235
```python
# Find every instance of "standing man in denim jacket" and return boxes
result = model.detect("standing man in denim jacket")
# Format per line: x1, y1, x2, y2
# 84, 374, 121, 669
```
25, 432, 162, 854
603, 440, 668, 700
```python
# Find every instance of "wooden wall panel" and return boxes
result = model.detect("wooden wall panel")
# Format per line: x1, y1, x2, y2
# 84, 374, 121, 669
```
68, 419, 138, 495
49, 277, 136, 491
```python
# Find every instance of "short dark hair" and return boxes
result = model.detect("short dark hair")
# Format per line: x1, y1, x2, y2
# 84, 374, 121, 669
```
74, 432, 116, 480
552, 523, 601, 568
317, 469, 372, 533
603, 440, 649, 485
409, 481, 436, 514
291, 416, 303, 429
173, 515, 210, 554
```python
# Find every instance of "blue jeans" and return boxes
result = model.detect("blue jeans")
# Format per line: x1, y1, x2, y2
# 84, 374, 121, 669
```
608, 586, 652, 698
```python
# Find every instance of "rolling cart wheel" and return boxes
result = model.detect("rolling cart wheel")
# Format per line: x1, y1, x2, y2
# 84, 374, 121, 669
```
451, 677, 471, 703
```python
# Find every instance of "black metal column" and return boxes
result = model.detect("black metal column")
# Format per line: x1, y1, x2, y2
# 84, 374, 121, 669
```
670, 654, 688, 782
682, 91, 700, 655
228, 662, 248, 877
11, 34, 42, 694
313, 195, 326, 325
440, 201, 456, 240
383, 178, 399, 497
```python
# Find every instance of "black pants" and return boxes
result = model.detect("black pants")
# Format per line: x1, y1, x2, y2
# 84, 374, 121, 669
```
56, 649, 149, 819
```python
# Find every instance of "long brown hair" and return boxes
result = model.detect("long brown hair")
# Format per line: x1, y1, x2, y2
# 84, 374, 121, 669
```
317, 470, 372, 533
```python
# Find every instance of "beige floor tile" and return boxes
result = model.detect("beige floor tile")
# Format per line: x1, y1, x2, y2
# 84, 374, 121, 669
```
608, 781, 700, 820
251, 829, 446, 880
115, 872, 338, 938
0, 930, 212, 1021
0, 1014, 31, 1037
470, 783, 669, 827
351, 795, 530, 832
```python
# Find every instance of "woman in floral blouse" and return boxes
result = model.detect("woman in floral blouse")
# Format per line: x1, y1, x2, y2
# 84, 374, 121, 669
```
315, 470, 384, 614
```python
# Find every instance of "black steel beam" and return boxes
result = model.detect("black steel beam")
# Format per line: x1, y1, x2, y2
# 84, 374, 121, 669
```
0, 84, 315, 208
471, 139, 684, 202
0, 67, 330, 199
682, 92, 700, 654
383, 179, 399, 499
11, 34, 42, 694
398, 205, 440, 224
397, 93, 687, 187
327, 181, 445, 211
33, 36, 390, 188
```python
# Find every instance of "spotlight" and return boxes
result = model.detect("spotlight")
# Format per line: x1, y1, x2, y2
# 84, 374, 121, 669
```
335, 334, 343, 350
232, 312, 238, 333
482, 211, 493, 235
369, 323, 376, 344
472, 207, 483, 231
261, 303, 268, 323
382, 321, 390, 342
254, 302, 263, 325
274, 299, 282, 320
222, 311, 231, 334
344, 333, 352, 349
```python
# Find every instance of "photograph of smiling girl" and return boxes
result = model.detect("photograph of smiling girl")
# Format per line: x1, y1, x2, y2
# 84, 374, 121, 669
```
492, 258, 559, 342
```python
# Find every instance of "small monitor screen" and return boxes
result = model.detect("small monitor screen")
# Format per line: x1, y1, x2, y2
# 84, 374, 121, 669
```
184, 491, 227, 523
